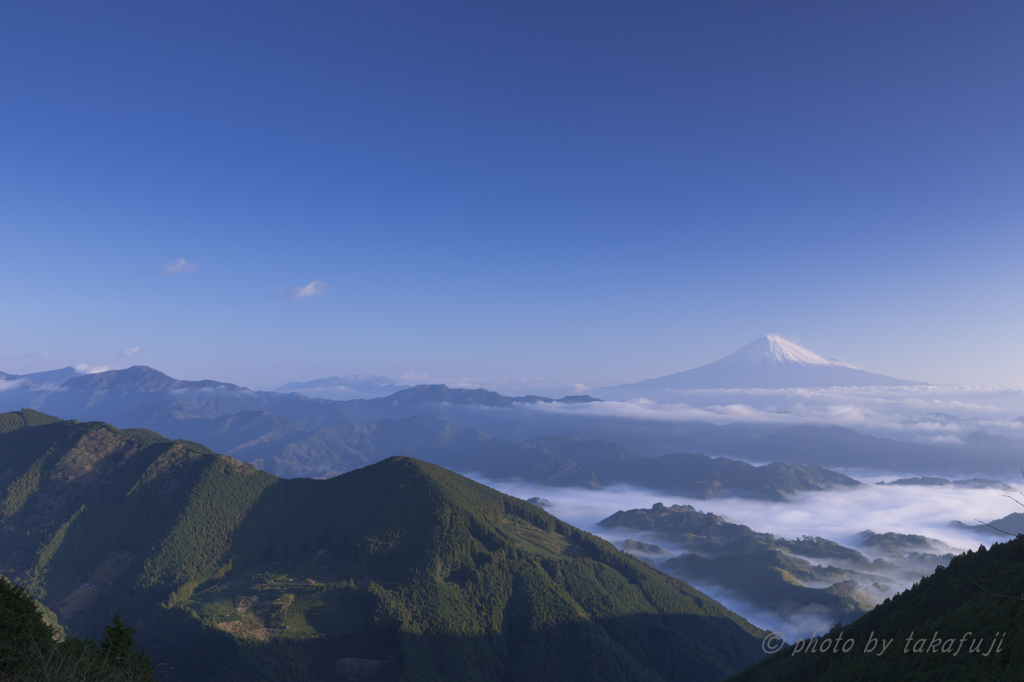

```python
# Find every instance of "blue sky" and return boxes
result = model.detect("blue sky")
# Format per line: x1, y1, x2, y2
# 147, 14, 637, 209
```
2, 1, 1023, 391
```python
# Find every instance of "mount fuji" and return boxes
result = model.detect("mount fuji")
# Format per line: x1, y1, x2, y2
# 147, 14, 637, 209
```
599, 335, 924, 397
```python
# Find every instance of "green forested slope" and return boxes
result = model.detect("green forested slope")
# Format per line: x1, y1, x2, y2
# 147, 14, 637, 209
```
0, 411, 767, 681
0, 413, 275, 604
599, 504, 960, 632
727, 537, 1024, 681
0, 407, 63, 434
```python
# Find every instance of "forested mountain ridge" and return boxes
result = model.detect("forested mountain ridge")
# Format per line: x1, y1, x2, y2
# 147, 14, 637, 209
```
0, 409, 274, 604
0, 406, 64, 432
0, 410, 767, 681
726, 535, 1024, 681
600, 504, 958, 631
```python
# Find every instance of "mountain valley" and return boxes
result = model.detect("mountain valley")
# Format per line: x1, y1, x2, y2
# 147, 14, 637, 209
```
598, 503, 962, 634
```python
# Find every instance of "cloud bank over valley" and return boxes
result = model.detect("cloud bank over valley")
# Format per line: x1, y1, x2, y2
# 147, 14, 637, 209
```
528, 384, 1024, 443
471, 474, 1022, 639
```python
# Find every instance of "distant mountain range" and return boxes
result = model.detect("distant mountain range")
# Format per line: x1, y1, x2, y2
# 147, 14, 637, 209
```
276, 373, 412, 399
950, 511, 1024, 537
165, 411, 861, 500
1, 364, 1020, 477
0, 365, 598, 429
0, 366, 81, 388
597, 335, 924, 399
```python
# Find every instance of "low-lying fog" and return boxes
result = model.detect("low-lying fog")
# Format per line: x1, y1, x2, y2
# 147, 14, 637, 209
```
469, 472, 1023, 640
472, 474, 1019, 551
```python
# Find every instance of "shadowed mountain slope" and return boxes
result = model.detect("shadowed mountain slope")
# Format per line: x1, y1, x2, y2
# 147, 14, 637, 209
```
727, 536, 1024, 681
0, 411, 766, 681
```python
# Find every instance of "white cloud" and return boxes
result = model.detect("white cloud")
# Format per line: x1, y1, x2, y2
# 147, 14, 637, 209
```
448, 377, 485, 389
74, 364, 110, 374
568, 383, 592, 393
168, 384, 244, 395
276, 280, 328, 299
159, 258, 199, 276
0, 378, 26, 391
400, 372, 430, 383
119, 346, 141, 358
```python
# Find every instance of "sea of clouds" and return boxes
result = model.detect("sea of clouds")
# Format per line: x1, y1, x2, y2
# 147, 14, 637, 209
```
469, 473, 1023, 639
522, 384, 1024, 443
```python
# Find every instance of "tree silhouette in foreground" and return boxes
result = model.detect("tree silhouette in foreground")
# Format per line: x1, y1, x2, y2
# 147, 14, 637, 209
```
0, 577, 155, 681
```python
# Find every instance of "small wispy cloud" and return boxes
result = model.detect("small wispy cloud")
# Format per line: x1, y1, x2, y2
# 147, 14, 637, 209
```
119, 346, 141, 358
449, 378, 485, 389
74, 363, 110, 374
159, 258, 198, 276
400, 372, 431, 383
274, 280, 329, 299
0, 379, 26, 392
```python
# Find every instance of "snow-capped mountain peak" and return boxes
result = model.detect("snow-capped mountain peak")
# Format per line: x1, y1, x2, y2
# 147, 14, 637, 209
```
724, 335, 857, 368
598, 334, 922, 394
